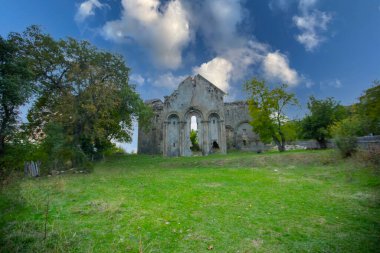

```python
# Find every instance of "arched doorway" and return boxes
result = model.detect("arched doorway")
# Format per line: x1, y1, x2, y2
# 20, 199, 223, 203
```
184, 109, 203, 156
208, 113, 221, 153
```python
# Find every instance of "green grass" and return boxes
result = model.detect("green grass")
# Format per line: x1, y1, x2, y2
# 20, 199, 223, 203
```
1, 150, 380, 252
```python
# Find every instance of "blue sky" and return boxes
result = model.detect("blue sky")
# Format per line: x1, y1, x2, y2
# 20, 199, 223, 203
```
1, 0, 380, 152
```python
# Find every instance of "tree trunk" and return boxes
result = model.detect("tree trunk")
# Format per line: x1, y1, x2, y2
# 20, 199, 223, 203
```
0, 135, 5, 155
278, 143, 286, 152
273, 136, 286, 152
317, 138, 327, 149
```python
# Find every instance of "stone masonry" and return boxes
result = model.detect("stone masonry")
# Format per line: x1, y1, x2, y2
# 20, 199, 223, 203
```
138, 74, 263, 156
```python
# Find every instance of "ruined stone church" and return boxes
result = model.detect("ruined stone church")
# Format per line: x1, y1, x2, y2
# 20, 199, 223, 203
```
138, 74, 264, 156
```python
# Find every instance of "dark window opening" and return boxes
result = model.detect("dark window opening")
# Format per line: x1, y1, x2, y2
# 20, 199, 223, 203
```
243, 140, 247, 146
212, 141, 219, 149
173, 143, 176, 147
173, 121, 176, 125
213, 120, 215, 124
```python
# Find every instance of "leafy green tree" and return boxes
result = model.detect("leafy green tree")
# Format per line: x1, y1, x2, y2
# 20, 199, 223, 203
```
190, 129, 200, 151
0, 36, 34, 155
245, 78, 298, 152
358, 81, 380, 135
9, 26, 152, 169
282, 120, 300, 142
301, 96, 347, 149
330, 115, 362, 157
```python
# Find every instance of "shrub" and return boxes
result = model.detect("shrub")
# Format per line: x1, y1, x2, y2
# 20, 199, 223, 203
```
356, 145, 380, 168
190, 130, 200, 151
331, 116, 362, 157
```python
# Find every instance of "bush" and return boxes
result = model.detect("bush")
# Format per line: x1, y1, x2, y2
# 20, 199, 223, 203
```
190, 130, 200, 151
356, 145, 380, 168
331, 116, 362, 157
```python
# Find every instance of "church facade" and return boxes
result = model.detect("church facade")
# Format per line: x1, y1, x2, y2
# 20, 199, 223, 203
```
138, 74, 265, 156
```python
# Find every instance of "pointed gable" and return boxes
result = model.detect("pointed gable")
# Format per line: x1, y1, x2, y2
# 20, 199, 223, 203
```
195, 74, 226, 94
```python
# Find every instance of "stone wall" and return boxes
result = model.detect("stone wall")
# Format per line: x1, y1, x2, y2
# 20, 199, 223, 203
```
356, 135, 380, 149
224, 101, 267, 152
139, 75, 228, 156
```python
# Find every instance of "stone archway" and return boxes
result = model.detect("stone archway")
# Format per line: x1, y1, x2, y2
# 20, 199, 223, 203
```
208, 112, 226, 154
184, 108, 204, 156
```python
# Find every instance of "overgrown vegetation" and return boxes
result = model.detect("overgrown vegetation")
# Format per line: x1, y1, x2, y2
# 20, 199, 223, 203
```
190, 129, 200, 152
0, 26, 152, 177
1, 150, 379, 252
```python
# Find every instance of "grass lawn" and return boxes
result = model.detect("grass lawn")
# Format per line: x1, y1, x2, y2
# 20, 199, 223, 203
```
1, 150, 379, 252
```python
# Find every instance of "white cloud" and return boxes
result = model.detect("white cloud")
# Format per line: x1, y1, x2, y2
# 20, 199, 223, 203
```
293, 11, 332, 51
189, 1, 300, 88
152, 72, 188, 89
222, 40, 268, 82
193, 57, 233, 92
320, 78, 343, 90
75, 0, 104, 22
269, 0, 296, 11
130, 74, 145, 86
293, 0, 332, 51
102, 0, 191, 69
262, 51, 300, 86
98, 0, 302, 90
193, 0, 244, 52
328, 79, 342, 88
298, 0, 318, 12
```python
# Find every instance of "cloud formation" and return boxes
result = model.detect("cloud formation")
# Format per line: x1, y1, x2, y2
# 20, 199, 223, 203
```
188, 0, 299, 90
152, 72, 188, 89
102, 0, 191, 69
293, 0, 332, 51
97, 0, 302, 90
130, 74, 145, 86
192, 0, 245, 52
75, 0, 104, 22
193, 57, 233, 92
263, 51, 300, 86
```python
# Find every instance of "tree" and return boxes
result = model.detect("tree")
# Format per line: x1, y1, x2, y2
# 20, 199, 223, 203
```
301, 96, 347, 149
245, 78, 298, 152
190, 129, 200, 151
0, 35, 34, 155
358, 81, 380, 135
8, 26, 152, 169
330, 115, 362, 157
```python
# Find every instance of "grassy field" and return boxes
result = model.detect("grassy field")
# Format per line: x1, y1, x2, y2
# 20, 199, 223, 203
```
1, 150, 379, 252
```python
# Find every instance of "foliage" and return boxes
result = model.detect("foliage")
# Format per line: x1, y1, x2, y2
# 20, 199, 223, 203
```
330, 115, 363, 157
357, 81, 380, 135
245, 78, 298, 152
0, 130, 37, 179
6, 26, 152, 171
301, 96, 347, 148
282, 120, 300, 142
0, 35, 34, 156
190, 129, 200, 151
